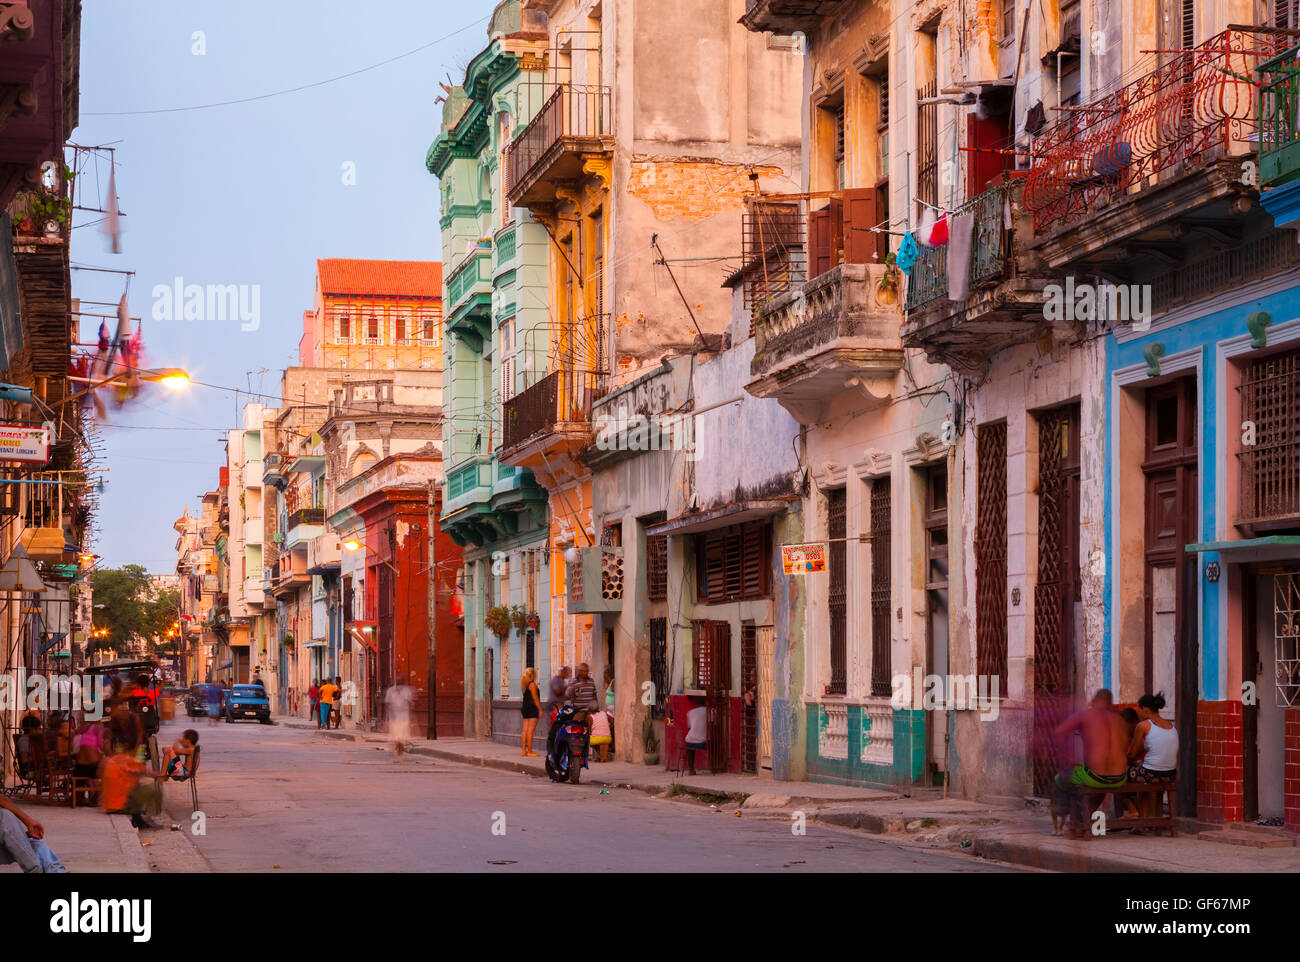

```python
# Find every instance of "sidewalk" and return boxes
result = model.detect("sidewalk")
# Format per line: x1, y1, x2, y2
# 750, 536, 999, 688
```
281, 716, 1300, 873
0, 803, 148, 873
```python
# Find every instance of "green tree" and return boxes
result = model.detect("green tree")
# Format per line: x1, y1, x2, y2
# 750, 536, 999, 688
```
90, 566, 174, 654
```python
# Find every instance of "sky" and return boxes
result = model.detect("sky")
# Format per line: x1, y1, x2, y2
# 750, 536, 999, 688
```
70, 0, 501, 571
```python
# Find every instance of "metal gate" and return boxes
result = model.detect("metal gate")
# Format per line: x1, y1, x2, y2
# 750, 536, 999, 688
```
693, 620, 730, 773
827, 488, 848, 694
1032, 407, 1080, 796
741, 623, 757, 774
757, 625, 775, 768
976, 422, 1008, 686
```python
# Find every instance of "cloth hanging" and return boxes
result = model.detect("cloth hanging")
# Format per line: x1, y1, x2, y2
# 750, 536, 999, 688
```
947, 211, 975, 302
919, 207, 949, 246
102, 162, 121, 254
895, 230, 920, 276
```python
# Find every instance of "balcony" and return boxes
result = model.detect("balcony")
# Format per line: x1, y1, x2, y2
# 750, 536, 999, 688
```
272, 557, 310, 598
243, 578, 264, 606
739, 0, 843, 33
242, 459, 263, 489
1261, 46, 1300, 189
441, 454, 547, 547
500, 367, 608, 467
445, 246, 492, 350
503, 84, 613, 210
262, 453, 286, 488
285, 507, 325, 548
242, 517, 264, 547
747, 263, 903, 424
901, 178, 1052, 372
307, 533, 341, 575
1024, 27, 1290, 271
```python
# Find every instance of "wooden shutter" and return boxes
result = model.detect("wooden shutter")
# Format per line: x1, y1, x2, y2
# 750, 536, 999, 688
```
647, 534, 668, 602
808, 207, 832, 280
842, 188, 878, 265
741, 524, 767, 599
500, 355, 515, 403
699, 533, 726, 602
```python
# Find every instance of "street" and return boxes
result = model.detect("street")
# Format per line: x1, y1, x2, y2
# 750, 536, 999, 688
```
152, 720, 1021, 873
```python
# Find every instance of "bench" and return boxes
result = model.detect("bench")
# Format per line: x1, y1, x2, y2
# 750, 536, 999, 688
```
1080, 780, 1178, 836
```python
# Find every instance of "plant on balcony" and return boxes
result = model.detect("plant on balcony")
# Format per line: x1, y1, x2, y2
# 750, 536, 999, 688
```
525, 610, 541, 630
484, 605, 512, 638
876, 252, 900, 306
281, 632, 295, 649
509, 604, 528, 631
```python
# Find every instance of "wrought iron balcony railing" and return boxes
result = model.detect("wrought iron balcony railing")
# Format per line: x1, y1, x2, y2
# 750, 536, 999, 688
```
1260, 45, 1300, 189
287, 507, 324, 530
501, 368, 608, 452
904, 180, 1015, 312
1025, 27, 1293, 233
503, 84, 612, 205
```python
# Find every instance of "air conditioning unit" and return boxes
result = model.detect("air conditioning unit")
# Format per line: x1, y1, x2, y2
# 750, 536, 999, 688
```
566, 546, 624, 614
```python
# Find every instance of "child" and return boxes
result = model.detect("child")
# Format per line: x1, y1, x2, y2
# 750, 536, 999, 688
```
164, 729, 199, 779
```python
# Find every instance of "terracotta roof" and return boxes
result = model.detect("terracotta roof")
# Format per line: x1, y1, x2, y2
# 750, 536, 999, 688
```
316, 259, 442, 298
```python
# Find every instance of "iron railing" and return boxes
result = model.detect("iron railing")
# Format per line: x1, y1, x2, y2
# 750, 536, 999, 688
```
503, 84, 612, 200
1260, 45, 1300, 188
904, 179, 1015, 312
1025, 27, 1293, 232
287, 507, 324, 529
501, 368, 607, 451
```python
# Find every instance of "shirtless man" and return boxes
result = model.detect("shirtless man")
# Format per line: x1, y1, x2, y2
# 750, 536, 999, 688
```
1053, 688, 1129, 838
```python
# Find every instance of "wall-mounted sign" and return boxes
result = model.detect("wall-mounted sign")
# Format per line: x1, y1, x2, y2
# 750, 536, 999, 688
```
781, 541, 826, 575
0, 424, 49, 464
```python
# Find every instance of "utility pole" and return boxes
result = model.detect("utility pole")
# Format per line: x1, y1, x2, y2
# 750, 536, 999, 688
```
425, 480, 438, 740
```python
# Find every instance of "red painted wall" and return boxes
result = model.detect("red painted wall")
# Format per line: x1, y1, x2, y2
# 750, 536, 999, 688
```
664, 694, 742, 774
1286, 708, 1300, 836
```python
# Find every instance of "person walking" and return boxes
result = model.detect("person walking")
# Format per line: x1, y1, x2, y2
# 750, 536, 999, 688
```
548, 665, 571, 720
308, 679, 321, 729
520, 668, 541, 757
317, 677, 340, 730
384, 678, 414, 762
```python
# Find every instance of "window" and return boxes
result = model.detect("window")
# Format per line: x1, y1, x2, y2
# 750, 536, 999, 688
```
696, 522, 770, 603
869, 479, 892, 696
1237, 346, 1300, 529
337, 314, 350, 343
1275, 0, 1300, 29
366, 315, 380, 343
827, 488, 847, 695
647, 533, 668, 602
395, 312, 407, 345
975, 422, 1008, 687
499, 318, 515, 402
649, 617, 667, 717
1002, 0, 1017, 41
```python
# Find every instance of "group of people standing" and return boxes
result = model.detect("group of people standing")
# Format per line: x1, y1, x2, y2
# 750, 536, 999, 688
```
519, 663, 615, 760
306, 677, 342, 730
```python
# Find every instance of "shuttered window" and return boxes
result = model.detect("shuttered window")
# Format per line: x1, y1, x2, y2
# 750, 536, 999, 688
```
697, 522, 771, 603
647, 534, 668, 601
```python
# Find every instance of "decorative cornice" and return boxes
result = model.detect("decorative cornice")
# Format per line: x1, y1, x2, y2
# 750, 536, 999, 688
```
852, 447, 893, 480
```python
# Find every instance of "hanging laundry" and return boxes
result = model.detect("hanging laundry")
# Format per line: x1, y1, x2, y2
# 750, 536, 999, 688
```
895, 230, 920, 276
947, 211, 975, 302
97, 319, 110, 352
918, 207, 949, 246
102, 161, 122, 254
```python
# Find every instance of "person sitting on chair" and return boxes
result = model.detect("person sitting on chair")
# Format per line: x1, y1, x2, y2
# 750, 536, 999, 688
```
163, 730, 199, 779
683, 696, 707, 776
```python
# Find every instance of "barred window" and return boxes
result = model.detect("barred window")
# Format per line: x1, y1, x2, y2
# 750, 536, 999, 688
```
647, 534, 668, 602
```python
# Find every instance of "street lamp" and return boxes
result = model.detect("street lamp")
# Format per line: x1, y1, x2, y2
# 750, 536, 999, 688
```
65, 366, 191, 403
342, 537, 398, 573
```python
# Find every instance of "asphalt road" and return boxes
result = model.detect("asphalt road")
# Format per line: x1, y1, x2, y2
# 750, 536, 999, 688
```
153, 717, 1021, 873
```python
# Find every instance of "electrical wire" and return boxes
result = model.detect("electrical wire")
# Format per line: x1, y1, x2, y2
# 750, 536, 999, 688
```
83, 17, 491, 116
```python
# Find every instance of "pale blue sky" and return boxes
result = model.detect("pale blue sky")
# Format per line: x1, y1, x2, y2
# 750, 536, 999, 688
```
71, 0, 499, 570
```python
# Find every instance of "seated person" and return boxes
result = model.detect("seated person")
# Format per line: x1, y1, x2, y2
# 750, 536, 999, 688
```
0, 796, 67, 873
15, 715, 41, 771
1052, 689, 1129, 839
100, 747, 167, 830
163, 730, 199, 779
1127, 692, 1178, 824
683, 697, 707, 776
589, 709, 613, 762
72, 721, 105, 805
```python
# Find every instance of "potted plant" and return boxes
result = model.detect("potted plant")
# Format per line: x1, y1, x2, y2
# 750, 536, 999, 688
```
876, 251, 900, 305
642, 714, 660, 766
509, 604, 528, 632
525, 610, 541, 630
484, 604, 512, 638
281, 632, 295, 650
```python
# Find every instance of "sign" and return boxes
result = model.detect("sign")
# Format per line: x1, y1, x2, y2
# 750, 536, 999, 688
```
781, 541, 827, 574
0, 424, 49, 464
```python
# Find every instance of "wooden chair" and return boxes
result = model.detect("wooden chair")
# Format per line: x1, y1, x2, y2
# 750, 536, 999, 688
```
168, 745, 200, 811
8, 733, 38, 796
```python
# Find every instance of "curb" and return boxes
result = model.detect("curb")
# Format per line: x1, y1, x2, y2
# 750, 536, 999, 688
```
108, 814, 152, 874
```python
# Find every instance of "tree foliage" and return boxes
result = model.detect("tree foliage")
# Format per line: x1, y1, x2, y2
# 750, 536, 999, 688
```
89, 566, 179, 655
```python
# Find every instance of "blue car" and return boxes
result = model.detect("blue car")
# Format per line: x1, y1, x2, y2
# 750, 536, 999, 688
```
225, 684, 272, 724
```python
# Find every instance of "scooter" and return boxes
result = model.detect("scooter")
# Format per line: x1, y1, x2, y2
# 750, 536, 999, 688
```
544, 705, 591, 784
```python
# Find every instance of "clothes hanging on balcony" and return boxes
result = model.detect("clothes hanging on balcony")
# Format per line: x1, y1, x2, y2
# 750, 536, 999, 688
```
895, 230, 920, 276
947, 211, 975, 302
918, 207, 948, 246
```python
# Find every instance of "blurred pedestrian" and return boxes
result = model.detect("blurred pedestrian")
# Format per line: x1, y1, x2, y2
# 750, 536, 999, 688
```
318, 677, 340, 729
330, 675, 344, 729
385, 678, 414, 762
308, 679, 321, 728
548, 665, 571, 720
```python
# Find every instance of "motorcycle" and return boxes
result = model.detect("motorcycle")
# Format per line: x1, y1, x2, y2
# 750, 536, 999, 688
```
544, 705, 591, 784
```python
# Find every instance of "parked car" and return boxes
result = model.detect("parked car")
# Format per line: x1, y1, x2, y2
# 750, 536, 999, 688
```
226, 684, 271, 724
186, 683, 225, 717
